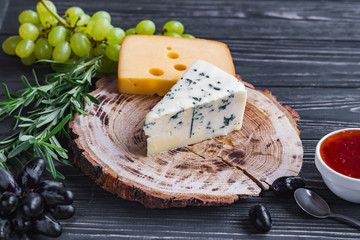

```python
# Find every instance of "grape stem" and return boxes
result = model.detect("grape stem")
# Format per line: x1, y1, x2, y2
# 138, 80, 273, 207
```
39, 0, 69, 27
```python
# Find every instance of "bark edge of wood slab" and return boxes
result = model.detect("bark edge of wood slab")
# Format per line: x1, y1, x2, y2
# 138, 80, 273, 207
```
69, 76, 303, 208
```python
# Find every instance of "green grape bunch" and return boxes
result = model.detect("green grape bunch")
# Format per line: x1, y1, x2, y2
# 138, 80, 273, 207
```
2, 0, 194, 75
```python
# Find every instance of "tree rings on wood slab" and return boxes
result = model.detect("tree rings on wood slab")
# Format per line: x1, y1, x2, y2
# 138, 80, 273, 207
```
69, 76, 303, 208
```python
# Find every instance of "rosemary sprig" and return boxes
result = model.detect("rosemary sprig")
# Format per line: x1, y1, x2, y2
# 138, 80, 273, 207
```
0, 57, 101, 179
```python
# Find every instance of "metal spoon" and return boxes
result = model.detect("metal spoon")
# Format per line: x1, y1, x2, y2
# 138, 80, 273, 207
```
294, 188, 360, 228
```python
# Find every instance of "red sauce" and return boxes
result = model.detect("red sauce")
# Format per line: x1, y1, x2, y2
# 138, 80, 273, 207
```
320, 129, 360, 179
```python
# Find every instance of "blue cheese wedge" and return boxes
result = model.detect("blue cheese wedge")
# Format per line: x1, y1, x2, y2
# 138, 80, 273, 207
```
143, 59, 247, 155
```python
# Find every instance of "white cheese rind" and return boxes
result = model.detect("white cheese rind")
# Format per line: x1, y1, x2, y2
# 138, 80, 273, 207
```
144, 59, 247, 155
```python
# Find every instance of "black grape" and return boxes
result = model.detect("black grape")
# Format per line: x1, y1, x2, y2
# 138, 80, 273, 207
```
0, 217, 11, 239
10, 209, 31, 233
0, 167, 21, 196
17, 158, 46, 192
249, 204, 272, 232
0, 192, 18, 216
9, 231, 31, 240
64, 190, 74, 205
36, 181, 67, 207
49, 205, 75, 220
20, 192, 44, 218
33, 213, 62, 237
271, 176, 305, 197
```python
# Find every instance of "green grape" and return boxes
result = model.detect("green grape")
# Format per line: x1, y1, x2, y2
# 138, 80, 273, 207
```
105, 44, 120, 62
86, 20, 95, 34
84, 47, 94, 61
39, 11, 58, 28
19, 23, 40, 41
163, 21, 184, 35
2, 35, 22, 55
75, 14, 90, 27
48, 26, 67, 46
19, 10, 40, 24
68, 15, 82, 28
125, 28, 136, 36
70, 33, 91, 57
65, 7, 84, 20
66, 7, 85, 27
52, 41, 71, 63
135, 20, 155, 35
36, 0, 57, 14
21, 53, 36, 66
76, 15, 90, 32
15, 39, 35, 58
163, 32, 181, 37
36, 24, 45, 34
34, 38, 53, 60
90, 18, 112, 41
181, 33, 195, 38
77, 25, 87, 32
106, 27, 125, 44
94, 43, 107, 56
90, 11, 111, 22
63, 28, 71, 42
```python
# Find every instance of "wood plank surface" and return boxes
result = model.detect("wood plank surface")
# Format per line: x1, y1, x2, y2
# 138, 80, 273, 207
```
0, 0, 359, 239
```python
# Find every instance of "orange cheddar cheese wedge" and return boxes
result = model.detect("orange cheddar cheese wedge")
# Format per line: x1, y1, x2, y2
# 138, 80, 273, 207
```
117, 35, 235, 96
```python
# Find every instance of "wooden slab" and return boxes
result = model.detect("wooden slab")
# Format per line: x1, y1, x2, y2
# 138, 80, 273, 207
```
69, 76, 303, 208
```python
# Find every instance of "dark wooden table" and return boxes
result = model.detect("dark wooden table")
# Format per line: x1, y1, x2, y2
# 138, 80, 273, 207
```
1, 0, 360, 239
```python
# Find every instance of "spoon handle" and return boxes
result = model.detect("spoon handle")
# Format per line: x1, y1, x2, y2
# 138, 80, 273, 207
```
329, 213, 360, 228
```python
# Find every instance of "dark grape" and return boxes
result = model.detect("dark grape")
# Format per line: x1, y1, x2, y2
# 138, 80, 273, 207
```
0, 192, 18, 216
64, 190, 74, 205
10, 209, 31, 232
271, 176, 305, 197
0, 218, 11, 240
49, 205, 75, 220
33, 213, 62, 237
38, 191, 65, 208
17, 157, 46, 192
36, 180, 65, 194
35, 181, 66, 207
20, 192, 44, 217
8, 231, 30, 240
249, 204, 272, 232
0, 167, 21, 196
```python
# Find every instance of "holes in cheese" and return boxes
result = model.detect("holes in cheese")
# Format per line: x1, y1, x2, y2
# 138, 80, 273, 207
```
167, 52, 179, 59
174, 64, 186, 71
118, 35, 235, 96
149, 68, 164, 76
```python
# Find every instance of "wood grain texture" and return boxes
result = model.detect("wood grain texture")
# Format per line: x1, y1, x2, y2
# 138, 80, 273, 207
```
0, 0, 359, 238
69, 77, 302, 208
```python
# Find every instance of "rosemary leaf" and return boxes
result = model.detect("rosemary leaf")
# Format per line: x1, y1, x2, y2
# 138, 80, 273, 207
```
2, 83, 14, 100
8, 140, 32, 158
0, 150, 7, 162
44, 145, 57, 179
21, 75, 33, 89
82, 92, 101, 104
8, 156, 24, 171
43, 114, 72, 142
0, 162, 9, 170
0, 57, 101, 178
